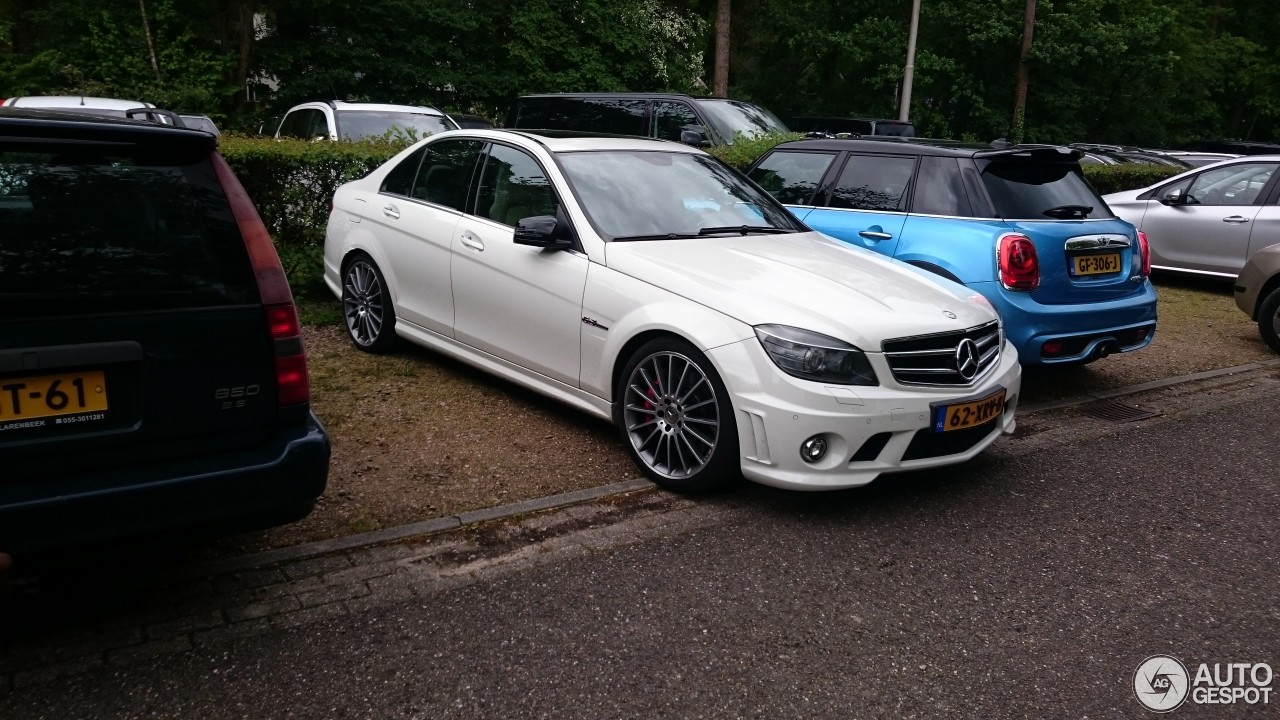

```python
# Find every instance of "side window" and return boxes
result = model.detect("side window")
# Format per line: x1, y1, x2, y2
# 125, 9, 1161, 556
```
474, 144, 559, 227
277, 110, 312, 139
828, 154, 916, 211
653, 101, 701, 142
411, 139, 484, 211
309, 110, 332, 140
514, 97, 646, 136
747, 151, 835, 205
379, 148, 425, 197
1185, 163, 1276, 206
911, 156, 973, 216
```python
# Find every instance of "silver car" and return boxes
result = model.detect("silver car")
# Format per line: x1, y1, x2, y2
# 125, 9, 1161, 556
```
1234, 242, 1280, 353
1105, 156, 1280, 277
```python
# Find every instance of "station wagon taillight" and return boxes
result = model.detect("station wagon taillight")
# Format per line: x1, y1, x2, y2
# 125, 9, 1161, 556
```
1137, 230, 1151, 277
998, 233, 1039, 291
211, 153, 311, 407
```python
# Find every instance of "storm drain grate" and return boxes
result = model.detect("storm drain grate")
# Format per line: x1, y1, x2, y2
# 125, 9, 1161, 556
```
1079, 400, 1162, 423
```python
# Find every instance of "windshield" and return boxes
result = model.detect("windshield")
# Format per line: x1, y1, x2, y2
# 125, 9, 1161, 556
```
556, 150, 807, 239
693, 100, 789, 144
336, 110, 458, 141
980, 161, 1111, 220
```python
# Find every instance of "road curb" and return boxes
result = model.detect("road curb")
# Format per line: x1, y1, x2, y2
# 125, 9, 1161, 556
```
1020, 358, 1280, 414
196, 358, 1279, 577
191, 478, 655, 577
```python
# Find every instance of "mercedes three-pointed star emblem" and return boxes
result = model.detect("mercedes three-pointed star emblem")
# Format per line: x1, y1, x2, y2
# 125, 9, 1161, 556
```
955, 338, 980, 380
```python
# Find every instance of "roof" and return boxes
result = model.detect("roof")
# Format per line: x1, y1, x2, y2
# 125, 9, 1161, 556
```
295, 100, 447, 116
0, 108, 217, 151
2, 95, 153, 110
775, 136, 1083, 161
462, 128, 704, 154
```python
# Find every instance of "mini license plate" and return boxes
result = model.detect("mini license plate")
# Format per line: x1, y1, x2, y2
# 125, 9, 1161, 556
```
933, 388, 1006, 433
1071, 253, 1121, 276
0, 370, 109, 423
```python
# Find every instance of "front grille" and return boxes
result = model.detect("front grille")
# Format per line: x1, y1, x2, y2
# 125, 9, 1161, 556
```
882, 321, 1001, 386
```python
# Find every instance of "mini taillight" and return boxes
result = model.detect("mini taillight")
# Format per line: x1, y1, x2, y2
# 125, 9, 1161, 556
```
1137, 230, 1151, 277
998, 233, 1039, 291
211, 153, 311, 407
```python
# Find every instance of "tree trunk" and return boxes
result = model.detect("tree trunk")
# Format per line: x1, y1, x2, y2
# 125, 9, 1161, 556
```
138, 0, 162, 83
1011, 0, 1037, 143
714, 0, 730, 96
235, 0, 258, 110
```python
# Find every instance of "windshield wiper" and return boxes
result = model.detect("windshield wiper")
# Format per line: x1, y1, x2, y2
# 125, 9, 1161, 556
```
612, 232, 703, 242
1042, 204, 1093, 219
696, 225, 795, 236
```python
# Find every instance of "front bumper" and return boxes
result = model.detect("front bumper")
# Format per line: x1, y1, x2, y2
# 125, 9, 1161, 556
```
708, 338, 1021, 491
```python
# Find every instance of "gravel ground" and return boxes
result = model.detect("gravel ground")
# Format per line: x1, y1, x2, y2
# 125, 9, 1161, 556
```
218, 274, 1274, 552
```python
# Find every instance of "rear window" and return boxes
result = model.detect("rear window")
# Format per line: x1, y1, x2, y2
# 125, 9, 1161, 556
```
980, 161, 1110, 219
0, 144, 258, 318
336, 110, 455, 141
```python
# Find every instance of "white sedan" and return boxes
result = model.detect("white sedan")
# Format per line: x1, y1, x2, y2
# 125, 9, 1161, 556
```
324, 130, 1021, 492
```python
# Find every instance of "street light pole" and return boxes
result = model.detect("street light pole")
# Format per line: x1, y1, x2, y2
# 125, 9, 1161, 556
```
899, 0, 921, 122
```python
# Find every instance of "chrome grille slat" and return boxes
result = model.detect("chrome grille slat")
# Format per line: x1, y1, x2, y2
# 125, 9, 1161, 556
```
882, 321, 1001, 387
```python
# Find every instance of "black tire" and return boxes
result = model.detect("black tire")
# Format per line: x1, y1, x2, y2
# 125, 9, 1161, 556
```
1259, 287, 1280, 354
615, 337, 740, 493
341, 253, 399, 354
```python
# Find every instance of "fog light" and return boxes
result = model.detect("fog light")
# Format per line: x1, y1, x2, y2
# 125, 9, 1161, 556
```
800, 435, 827, 463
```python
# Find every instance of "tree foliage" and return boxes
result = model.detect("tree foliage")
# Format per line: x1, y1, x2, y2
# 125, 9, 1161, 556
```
1, 0, 1277, 143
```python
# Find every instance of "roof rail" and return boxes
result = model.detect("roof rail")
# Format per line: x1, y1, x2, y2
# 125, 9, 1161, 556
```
125, 107, 187, 128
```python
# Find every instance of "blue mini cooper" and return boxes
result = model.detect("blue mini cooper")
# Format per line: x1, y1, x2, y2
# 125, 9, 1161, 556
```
747, 138, 1158, 364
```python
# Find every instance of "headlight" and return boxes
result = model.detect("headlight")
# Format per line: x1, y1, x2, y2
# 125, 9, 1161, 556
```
754, 324, 877, 386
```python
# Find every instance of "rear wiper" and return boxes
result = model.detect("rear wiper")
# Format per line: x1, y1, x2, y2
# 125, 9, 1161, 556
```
697, 225, 795, 236
1043, 204, 1093, 219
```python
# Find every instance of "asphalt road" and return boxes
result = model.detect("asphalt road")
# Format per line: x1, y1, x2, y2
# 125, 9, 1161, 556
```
4, 378, 1279, 719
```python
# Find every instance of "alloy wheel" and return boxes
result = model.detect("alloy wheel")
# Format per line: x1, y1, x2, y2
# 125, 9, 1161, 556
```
343, 260, 384, 347
622, 351, 721, 480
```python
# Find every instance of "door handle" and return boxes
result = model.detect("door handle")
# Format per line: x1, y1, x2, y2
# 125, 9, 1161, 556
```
460, 233, 485, 251
858, 230, 893, 240
1222, 215, 1250, 224
382, 204, 400, 220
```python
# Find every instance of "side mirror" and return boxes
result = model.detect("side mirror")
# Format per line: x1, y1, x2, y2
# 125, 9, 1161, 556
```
680, 129, 710, 147
513, 215, 572, 249
1158, 188, 1186, 206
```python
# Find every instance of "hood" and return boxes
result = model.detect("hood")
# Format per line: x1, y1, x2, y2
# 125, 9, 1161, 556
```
605, 232, 998, 350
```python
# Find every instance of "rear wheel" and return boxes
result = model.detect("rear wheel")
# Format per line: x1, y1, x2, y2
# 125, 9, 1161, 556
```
616, 337, 739, 493
1259, 287, 1280, 354
342, 253, 398, 353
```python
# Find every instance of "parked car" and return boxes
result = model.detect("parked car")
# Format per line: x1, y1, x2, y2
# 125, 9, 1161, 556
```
1182, 139, 1280, 156
325, 130, 1021, 492
448, 113, 494, 130
1143, 150, 1241, 168
179, 113, 220, 137
0, 108, 330, 559
506, 93, 789, 146
786, 116, 915, 138
1233, 243, 1280, 352
1068, 144, 1191, 168
746, 138, 1158, 365
276, 100, 458, 142
1104, 156, 1280, 277
1, 95, 167, 122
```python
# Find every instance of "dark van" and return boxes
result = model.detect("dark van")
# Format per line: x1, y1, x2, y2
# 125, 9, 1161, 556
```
506, 93, 790, 146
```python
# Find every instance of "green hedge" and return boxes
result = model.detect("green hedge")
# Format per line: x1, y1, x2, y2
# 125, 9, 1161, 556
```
221, 133, 1179, 293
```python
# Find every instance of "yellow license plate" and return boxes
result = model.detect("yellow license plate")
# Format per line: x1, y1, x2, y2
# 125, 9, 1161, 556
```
0, 370, 109, 423
934, 388, 1006, 432
1072, 253, 1121, 276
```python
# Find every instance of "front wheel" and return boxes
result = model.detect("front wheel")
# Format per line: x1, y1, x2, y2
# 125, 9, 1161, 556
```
1258, 287, 1280, 354
616, 337, 740, 493
342, 253, 399, 354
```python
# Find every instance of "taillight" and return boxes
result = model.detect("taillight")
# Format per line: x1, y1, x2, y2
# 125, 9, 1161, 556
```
1137, 230, 1151, 277
997, 233, 1039, 291
211, 153, 311, 407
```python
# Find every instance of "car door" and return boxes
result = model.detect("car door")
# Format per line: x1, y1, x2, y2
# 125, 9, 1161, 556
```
1140, 161, 1277, 275
374, 139, 483, 336
746, 149, 838, 223
450, 142, 589, 386
802, 152, 916, 257
1248, 183, 1280, 260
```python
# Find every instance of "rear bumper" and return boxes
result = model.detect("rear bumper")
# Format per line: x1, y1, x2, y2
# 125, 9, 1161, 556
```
976, 280, 1158, 364
0, 413, 330, 557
